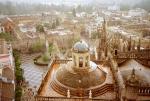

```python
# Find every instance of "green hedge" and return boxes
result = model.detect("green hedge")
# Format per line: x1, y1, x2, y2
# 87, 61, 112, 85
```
13, 50, 23, 101
15, 86, 22, 101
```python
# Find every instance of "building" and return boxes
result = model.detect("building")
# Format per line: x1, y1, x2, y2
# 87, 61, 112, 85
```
128, 8, 147, 17
0, 23, 5, 33
111, 35, 150, 101
0, 39, 15, 101
35, 40, 116, 101
0, 17, 15, 34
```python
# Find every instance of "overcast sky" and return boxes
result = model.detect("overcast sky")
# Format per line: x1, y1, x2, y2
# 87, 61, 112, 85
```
0, 0, 140, 5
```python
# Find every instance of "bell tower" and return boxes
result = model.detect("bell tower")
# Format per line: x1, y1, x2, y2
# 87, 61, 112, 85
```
97, 17, 108, 60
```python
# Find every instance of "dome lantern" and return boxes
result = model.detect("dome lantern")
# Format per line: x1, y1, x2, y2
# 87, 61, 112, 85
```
72, 41, 90, 68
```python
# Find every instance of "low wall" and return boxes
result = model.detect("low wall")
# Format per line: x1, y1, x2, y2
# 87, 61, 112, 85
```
35, 96, 115, 101
37, 59, 55, 94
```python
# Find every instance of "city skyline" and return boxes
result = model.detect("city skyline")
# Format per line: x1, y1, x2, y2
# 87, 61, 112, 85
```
0, 0, 141, 5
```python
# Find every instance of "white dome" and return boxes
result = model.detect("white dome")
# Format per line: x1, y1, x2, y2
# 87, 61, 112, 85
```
73, 41, 89, 52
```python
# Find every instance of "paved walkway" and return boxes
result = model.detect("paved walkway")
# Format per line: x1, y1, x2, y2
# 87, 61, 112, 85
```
21, 53, 48, 89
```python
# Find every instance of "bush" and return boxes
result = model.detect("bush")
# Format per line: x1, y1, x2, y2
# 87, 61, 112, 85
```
14, 50, 23, 84
15, 86, 22, 101
29, 41, 45, 53
36, 24, 44, 33
49, 43, 54, 54
15, 70, 23, 82
91, 32, 99, 39
0, 32, 14, 41
13, 50, 23, 100
42, 53, 49, 62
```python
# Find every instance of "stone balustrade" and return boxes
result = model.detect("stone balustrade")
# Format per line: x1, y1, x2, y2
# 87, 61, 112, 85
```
138, 87, 150, 96
51, 78, 114, 97
35, 96, 115, 101
114, 49, 150, 60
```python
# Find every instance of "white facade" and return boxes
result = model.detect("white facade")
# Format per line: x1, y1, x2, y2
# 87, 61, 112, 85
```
85, 16, 103, 38
0, 24, 5, 33
128, 8, 147, 17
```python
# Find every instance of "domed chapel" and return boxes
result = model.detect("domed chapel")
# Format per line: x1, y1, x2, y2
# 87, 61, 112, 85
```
50, 41, 114, 97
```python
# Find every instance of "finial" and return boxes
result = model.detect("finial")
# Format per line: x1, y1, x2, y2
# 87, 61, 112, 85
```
89, 90, 92, 98
67, 89, 70, 98
132, 68, 135, 76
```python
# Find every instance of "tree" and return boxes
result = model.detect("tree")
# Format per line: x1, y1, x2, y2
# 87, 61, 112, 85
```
72, 8, 76, 17
29, 41, 45, 53
77, 5, 82, 12
49, 43, 54, 55
36, 24, 44, 33
0, 32, 14, 41
44, 23, 50, 29
51, 22, 56, 29
56, 18, 60, 26
42, 52, 49, 62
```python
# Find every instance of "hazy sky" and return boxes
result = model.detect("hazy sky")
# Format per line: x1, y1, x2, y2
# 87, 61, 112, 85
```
0, 0, 140, 5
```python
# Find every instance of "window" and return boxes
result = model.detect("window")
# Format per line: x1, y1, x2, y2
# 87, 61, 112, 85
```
85, 56, 88, 66
79, 57, 83, 67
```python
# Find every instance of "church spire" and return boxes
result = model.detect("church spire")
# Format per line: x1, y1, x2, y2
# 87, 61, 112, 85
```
137, 38, 141, 51
132, 40, 135, 51
103, 17, 107, 41
128, 36, 132, 51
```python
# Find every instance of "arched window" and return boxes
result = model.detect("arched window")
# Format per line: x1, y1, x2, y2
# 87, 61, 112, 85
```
115, 49, 117, 55
79, 57, 83, 67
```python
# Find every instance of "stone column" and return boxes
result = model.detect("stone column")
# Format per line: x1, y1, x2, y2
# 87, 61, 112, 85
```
88, 56, 90, 66
83, 56, 86, 67
76, 55, 79, 68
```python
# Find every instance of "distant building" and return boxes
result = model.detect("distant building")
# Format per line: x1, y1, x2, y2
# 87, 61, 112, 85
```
0, 17, 15, 34
0, 39, 15, 101
108, 5, 120, 11
0, 23, 5, 33
128, 8, 147, 17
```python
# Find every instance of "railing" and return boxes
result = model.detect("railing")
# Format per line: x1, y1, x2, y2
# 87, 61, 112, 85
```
0, 76, 14, 84
54, 59, 71, 64
35, 96, 115, 101
136, 59, 150, 67
138, 87, 150, 96
51, 78, 114, 97
37, 59, 71, 94
114, 50, 150, 60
